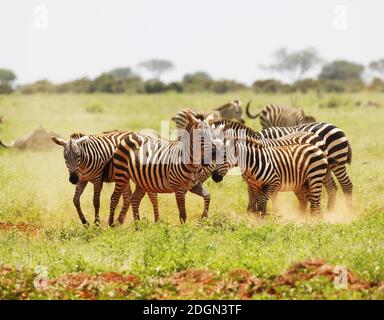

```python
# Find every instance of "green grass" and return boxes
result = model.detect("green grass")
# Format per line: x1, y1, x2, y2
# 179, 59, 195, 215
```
0, 91, 384, 299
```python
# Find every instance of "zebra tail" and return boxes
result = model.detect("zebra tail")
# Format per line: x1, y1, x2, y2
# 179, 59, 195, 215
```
102, 158, 114, 182
245, 100, 260, 119
346, 142, 352, 165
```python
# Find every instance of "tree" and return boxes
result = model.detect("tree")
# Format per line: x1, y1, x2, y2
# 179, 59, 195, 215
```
138, 59, 174, 79
261, 47, 322, 81
369, 59, 384, 79
107, 67, 136, 79
0, 68, 16, 84
182, 71, 213, 92
319, 60, 364, 81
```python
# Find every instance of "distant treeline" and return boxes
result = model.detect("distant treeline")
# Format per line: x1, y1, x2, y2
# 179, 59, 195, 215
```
6, 76, 384, 95
1, 51, 384, 94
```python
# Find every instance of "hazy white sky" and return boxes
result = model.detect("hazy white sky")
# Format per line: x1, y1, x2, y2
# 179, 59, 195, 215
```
1, 0, 383, 84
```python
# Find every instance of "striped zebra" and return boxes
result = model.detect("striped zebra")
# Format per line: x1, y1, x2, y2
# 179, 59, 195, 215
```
211, 120, 352, 210
51, 131, 159, 226
171, 100, 245, 131
246, 102, 316, 129
109, 114, 222, 224
211, 135, 330, 216
256, 122, 353, 209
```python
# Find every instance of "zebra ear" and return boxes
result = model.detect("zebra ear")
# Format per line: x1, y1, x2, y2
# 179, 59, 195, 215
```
51, 137, 67, 147
73, 136, 89, 145
186, 112, 199, 127
205, 114, 215, 124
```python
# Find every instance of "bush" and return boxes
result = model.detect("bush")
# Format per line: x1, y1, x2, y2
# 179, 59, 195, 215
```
85, 103, 103, 113
252, 79, 287, 93
0, 83, 13, 94
368, 78, 384, 92
211, 80, 246, 94
182, 72, 213, 92
166, 82, 183, 93
19, 80, 55, 94
55, 77, 93, 93
292, 78, 319, 93
144, 79, 166, 94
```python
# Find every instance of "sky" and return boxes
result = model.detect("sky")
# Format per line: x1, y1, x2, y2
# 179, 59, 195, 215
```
1, 0, 383, 85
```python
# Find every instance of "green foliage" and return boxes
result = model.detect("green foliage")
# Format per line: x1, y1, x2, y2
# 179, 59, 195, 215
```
211, 80, 246, 94
0, 83, 13, 94
85, 103, 103, 113
0, 68, 16, 84
252, 79, 290, 93
319, 60, 364, 81
368, 78, 384, 92
144, 79, 166, 94
55, 77, 93, 93
19, 80, 55, 94
182, 72, 213, 92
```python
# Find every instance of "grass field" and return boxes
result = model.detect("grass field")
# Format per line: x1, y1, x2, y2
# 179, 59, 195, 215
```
0, 91, 384, 299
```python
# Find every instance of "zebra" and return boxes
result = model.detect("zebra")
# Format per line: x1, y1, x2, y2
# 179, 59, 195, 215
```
51, 131, 159, 226
256, 122, 353, 210
210, 120, 352, 210
109, 114, 223, 224
245, 102, 316, 129
211, 135, 330, 216
171, 100, 245, 131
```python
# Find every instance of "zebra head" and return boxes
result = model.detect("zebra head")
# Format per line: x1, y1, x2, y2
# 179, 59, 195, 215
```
211, 128, 241, 183
183, 113, 224, 166
216, 100, 245, 124
51, 136, 89, 185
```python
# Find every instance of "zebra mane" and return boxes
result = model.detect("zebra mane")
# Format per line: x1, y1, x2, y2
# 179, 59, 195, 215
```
218, 120, 260, 139
70, 132, 87, 139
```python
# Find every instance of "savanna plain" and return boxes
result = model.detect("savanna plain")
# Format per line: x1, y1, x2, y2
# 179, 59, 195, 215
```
0, 91, 383, 299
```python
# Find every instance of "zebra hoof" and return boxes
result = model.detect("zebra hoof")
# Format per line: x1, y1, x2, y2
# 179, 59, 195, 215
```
82, 220, 90, 228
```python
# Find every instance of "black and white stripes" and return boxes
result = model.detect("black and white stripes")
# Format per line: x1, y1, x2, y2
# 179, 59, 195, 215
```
246, 103, 316, 129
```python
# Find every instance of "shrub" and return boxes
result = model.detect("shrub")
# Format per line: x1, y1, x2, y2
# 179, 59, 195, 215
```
211, 80, 246, 94
144, 79, 166, 94
0, 83, 13, 95
252, 79, 287, 93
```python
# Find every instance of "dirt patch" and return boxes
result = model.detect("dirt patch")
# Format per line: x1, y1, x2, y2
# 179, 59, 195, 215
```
0, 222, 42, 236
1, 260, 383, 299
271, 259, 374, 292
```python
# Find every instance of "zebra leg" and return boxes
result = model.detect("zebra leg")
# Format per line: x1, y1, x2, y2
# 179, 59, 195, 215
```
257, 192, 270, 218
109, 180, 126, 227
332, 165, 353, 209
323, 170, 337, 211
294, 189, 308, 214
307, 179, 323, 215
117, 184, 133, 225
147, 192, 160, 222
175, 189, 187, 223
73, 181, 89, 226
246, 184, 259, 213
258, 184, 278, 218
189, 182, 210, 219
92, 179, 103, 226
131, 186, 146, 221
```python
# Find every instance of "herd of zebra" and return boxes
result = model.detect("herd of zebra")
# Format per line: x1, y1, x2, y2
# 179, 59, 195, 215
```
51, 100, 353, 226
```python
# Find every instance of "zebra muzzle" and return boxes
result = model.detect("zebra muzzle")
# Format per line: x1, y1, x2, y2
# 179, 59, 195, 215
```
69, 173, 79, 185
211, 170, 223, 183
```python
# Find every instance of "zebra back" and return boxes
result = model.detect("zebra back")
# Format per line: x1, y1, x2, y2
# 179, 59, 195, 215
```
258, 122, 351, 166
